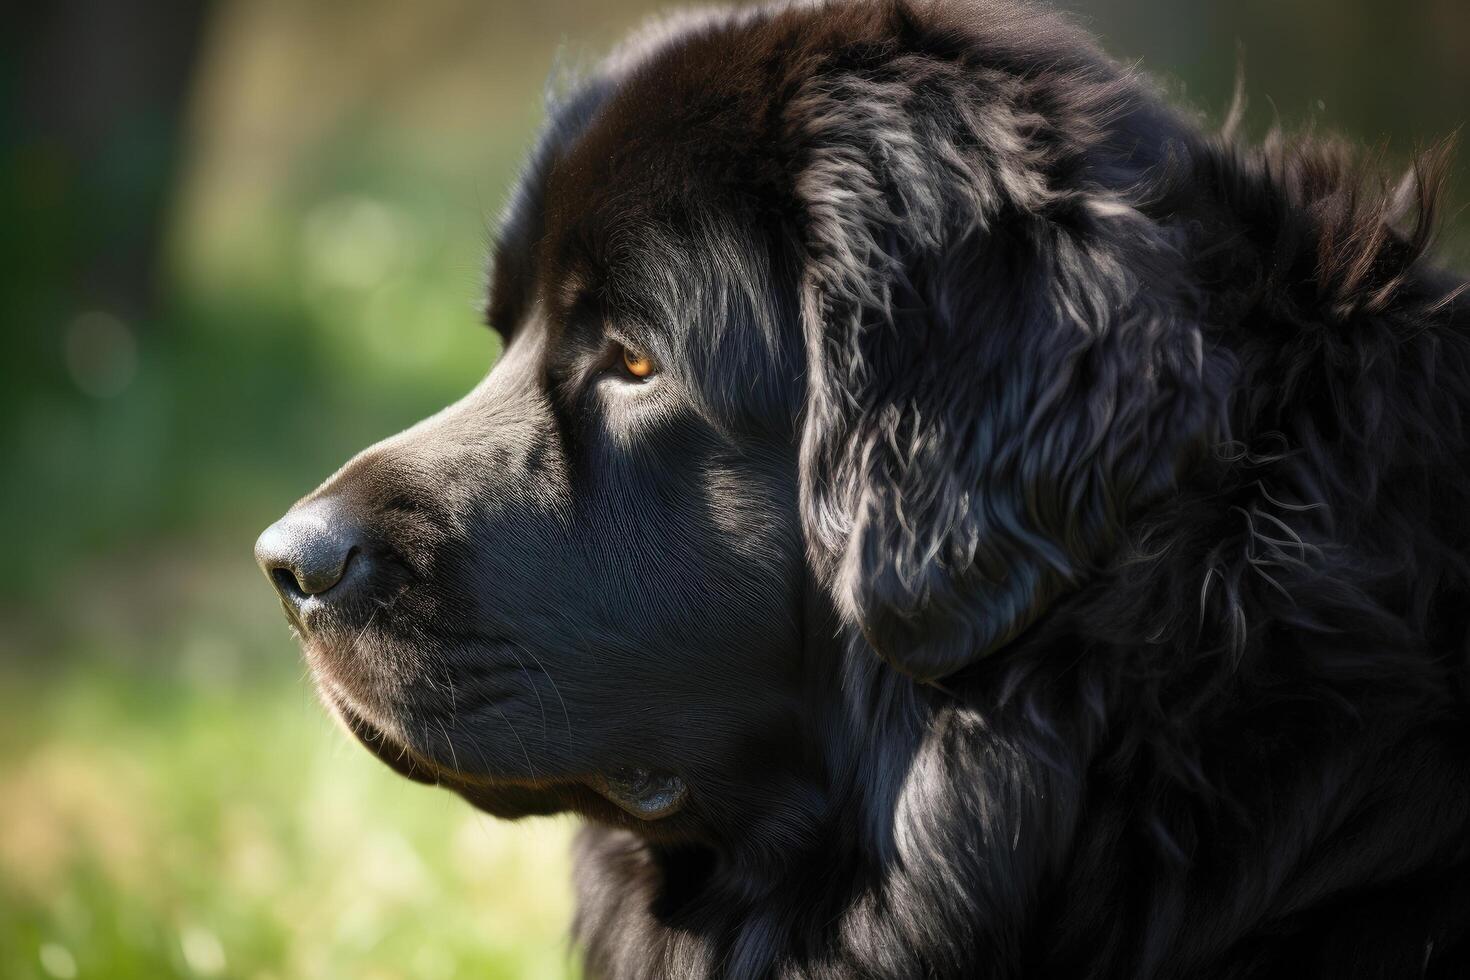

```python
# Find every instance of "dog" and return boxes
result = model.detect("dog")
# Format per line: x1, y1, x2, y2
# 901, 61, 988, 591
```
255, 1, 1470, 976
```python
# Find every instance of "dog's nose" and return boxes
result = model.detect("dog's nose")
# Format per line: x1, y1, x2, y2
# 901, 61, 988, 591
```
255, 498, 365, 609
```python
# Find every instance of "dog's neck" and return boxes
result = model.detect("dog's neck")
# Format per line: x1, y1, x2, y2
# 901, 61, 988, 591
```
571, 600, 1100, 979
573, 455, 1470, 980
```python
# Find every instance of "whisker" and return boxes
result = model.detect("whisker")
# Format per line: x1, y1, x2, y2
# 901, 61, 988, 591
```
493, 701, 538, 780
505, 643, 549, 746
515, 641, 573, 752
437, 717, 461, 775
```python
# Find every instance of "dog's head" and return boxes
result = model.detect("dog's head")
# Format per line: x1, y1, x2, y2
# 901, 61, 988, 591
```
256, 1, 1225, 840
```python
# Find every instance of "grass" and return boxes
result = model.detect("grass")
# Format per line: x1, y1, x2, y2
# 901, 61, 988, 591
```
0, 553, 580, 980
0, 123, 578, 978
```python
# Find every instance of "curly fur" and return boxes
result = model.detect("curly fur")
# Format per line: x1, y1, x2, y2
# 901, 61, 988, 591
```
563, 3, 1470, 976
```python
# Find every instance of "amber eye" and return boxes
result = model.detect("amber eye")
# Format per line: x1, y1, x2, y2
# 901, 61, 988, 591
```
620, 345, 656, 379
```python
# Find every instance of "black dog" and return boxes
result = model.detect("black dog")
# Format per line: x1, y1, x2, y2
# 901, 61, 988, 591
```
255, 1, 1470, 976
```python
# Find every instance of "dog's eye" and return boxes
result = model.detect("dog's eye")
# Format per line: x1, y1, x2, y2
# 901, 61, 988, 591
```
620, 344, 657, 380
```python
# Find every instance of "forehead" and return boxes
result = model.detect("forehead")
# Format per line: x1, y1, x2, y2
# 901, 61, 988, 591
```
487, 0, 990, 335
535, 41, 791, 316
484, 3, 896, 367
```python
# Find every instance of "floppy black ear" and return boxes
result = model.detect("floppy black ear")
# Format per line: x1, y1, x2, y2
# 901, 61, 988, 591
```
790, 61, 1226, 682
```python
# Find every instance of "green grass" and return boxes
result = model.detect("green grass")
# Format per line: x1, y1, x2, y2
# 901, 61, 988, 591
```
0, 555, 580, 980
0, 123, 580, 977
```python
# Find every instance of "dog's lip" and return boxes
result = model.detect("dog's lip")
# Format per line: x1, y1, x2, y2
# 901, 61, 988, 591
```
274, 595, 307, 635
326, 690, 441, 784
306, 632, 529, 723
321, 680, 562, 791
322, 685, 699, 831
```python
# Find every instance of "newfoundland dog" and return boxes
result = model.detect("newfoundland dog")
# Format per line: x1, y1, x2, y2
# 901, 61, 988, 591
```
255, 1, 1470, 976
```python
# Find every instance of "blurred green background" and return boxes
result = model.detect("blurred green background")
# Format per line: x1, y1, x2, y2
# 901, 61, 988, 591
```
1, 1, 1465, 977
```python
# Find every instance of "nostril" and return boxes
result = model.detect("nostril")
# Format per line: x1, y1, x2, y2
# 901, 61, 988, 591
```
271, 565, 309, 601
294, 545, 352, 595
255, 498, 367, 609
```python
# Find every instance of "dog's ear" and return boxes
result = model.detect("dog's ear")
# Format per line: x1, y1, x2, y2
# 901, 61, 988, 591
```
789, 65, 1226, 682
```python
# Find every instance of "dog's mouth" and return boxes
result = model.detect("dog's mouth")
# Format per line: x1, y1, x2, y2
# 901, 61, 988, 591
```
320, 679, 690, 821
325, 687, 441, 785
590, 766, 689, 820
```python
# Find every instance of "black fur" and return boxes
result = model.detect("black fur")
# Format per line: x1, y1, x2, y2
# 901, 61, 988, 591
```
261, 1, 1470, 976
